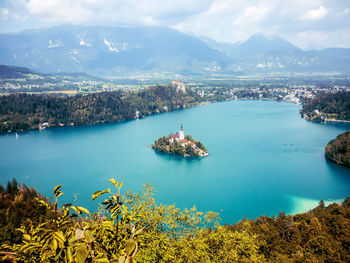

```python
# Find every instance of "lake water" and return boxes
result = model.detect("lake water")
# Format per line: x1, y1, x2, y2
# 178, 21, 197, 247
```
1, 100, 350, 223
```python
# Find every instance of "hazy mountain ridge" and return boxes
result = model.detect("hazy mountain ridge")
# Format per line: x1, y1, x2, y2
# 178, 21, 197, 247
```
0, 65, 34, 78
0, 64, 101, 81
201, 34, 350, 74
1, 25, 350, 76
0, 25, 229, 77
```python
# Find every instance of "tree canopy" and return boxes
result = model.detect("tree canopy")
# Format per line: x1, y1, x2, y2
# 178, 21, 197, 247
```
0, 85, 201, 133
1, 179, 349, 262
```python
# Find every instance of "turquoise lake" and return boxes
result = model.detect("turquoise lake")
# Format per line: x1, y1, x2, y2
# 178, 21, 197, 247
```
1, 100, 350, 223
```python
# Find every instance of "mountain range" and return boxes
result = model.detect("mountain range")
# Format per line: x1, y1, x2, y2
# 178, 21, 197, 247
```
0, 25, 349, 77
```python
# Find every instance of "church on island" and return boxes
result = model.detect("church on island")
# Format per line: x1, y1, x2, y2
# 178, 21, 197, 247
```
152, 125, 208, 157
168, 124, 185, 143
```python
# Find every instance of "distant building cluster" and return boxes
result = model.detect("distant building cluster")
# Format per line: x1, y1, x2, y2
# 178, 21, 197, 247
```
193, 84, 350, 105
172, 80, 186, 93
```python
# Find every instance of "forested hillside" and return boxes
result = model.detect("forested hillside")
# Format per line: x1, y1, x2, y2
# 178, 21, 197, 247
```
0, 179, 53, 245
325, 131, 350, 168
301, 92, 350, 121
0, 85, 200, 133
0, 179, 349, 262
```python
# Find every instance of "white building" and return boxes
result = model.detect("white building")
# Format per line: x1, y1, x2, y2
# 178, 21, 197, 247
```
169, 124, 185, 143
179, 124, 184, 140
172, 80, 186, 93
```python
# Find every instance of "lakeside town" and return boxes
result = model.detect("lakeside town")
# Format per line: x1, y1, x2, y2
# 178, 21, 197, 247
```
2, 68, 350, 106
191, 82, 350, 104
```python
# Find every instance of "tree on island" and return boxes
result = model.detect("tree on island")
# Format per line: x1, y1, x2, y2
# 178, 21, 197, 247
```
196, 141, 207, 152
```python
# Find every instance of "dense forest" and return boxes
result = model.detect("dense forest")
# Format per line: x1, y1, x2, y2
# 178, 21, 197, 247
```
1, 179, 349, 262
325, 131, 350, 168
0, 84, 201, 133
152, 134, 208, 157
301, 92, 350, 121
0, 179, 53, 245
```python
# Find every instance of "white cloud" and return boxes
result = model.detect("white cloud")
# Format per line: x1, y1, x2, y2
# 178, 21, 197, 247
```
26, 0, 93, 24
208, 0, 244, 14
340, 8, 349, 16
299, 6, 328, 20
0, 8, 9, 21
233, 6, 271, 26
292, 29, 350, 49
24, 0, 212, 26
1, 0, 350, 48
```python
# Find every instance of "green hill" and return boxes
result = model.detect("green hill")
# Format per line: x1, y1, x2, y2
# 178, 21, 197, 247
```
326, 131, 350, 168
301, 92, 350, 122
0, 84, 200, 133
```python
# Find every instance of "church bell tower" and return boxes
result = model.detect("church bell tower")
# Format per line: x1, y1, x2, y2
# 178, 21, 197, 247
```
179, 124, 184, 140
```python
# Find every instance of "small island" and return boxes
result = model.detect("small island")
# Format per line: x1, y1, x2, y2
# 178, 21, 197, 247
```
152, 125, 208, 157
325, 131, 350, 168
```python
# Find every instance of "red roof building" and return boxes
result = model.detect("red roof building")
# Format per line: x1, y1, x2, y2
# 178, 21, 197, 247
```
171, 133, 180, 139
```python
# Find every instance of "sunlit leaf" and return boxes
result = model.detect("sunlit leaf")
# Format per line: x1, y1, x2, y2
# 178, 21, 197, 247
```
76, 243, 88, 263
75, 229, 84, 240
22, 234, 31, 241
84, 230, 94, 243
53, 185, 62, 197
91, 189, 110, 200
70, 206, 81, 214
77, 206, 90, 215
134, 227, 144, 236
109, 178, 118, 189
94, 258, 109, 263
67, 247, 73, 263
53, 231, 66, 244
126, 258, 137, 263
16, 228, 25, 233
70, 206, 89, 215
125, 239, 136, 256
53, 238, 58, 251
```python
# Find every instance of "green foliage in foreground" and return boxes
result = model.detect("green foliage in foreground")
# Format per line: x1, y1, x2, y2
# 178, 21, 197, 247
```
1, 179, 350, 262
325, 130, 350, 168
1, 179, 143, 262
0, 179, 54, 245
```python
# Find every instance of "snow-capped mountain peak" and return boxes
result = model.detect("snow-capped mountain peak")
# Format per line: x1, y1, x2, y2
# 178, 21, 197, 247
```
103, 38, 119, 52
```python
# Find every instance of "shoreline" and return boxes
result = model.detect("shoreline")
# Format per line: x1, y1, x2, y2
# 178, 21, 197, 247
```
288, 195, 345, 215
1, 97, 302, 135
324, 119, 350, 123
151, 145, 209, 158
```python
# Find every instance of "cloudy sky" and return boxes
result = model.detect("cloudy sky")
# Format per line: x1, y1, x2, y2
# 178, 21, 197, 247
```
0, 0, 349, 49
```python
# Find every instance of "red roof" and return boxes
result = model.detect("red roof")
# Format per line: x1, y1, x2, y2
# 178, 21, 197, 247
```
170, 133, 180, 139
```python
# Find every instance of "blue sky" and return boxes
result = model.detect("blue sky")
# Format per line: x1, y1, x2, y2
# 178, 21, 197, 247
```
0, 0, 349, 49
